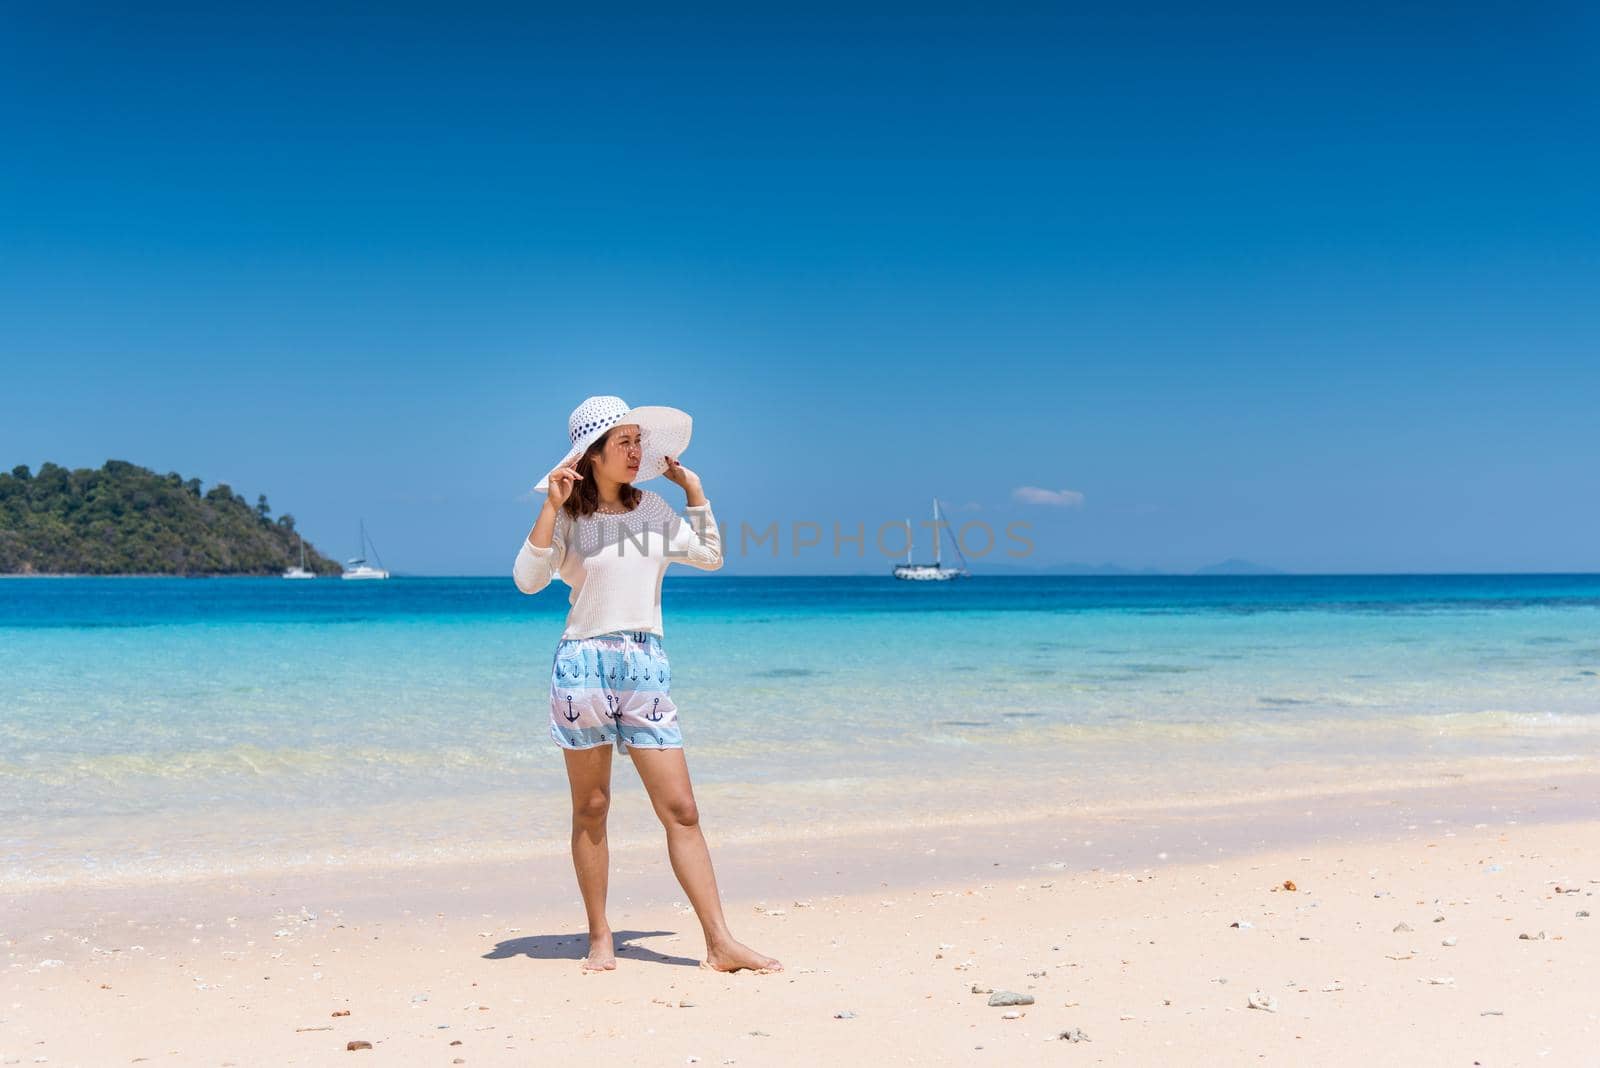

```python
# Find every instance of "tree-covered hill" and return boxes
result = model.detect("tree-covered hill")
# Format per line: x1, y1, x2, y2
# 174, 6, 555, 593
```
0, 460, 343, 576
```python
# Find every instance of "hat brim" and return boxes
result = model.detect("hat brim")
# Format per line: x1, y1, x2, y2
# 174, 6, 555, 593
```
533, 405, 693, 493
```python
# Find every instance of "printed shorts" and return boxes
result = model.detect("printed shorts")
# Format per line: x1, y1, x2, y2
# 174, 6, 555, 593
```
549, 629, 682, 754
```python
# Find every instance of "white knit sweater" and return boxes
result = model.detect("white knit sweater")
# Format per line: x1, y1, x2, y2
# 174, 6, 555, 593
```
512, 489, 723, 639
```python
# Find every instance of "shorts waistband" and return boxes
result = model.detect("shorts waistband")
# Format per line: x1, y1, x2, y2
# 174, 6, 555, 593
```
562, 629, 658, 644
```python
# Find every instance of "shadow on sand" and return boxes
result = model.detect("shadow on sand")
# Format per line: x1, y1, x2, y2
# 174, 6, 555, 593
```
483, 929, 700, 968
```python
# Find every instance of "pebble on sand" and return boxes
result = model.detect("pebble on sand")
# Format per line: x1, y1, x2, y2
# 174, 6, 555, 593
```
1246, 991, 1278, 1012
987, 991, 1035, 1007
346, 1040, 372, 1051
833, 1011, 856, 1019
1518, 931, 1547, 941
1001, 1011, 1024, 1020
1057, 1027, 1092, 1042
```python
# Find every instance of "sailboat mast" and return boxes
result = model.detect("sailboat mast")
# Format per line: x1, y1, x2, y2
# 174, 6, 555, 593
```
364, 521, 387, 572
935, 497, 969, 574
932, 497, 941, 567
904, 519, 913, 564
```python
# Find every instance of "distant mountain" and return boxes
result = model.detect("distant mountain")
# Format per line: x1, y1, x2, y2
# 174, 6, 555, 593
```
0, 460, 341, 576
1192, 557, 1284, 576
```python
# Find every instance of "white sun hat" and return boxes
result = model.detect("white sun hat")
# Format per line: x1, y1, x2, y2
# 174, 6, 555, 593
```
532, 395, 693, 494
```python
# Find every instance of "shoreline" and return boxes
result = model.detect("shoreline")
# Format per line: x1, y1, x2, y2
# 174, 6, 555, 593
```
9, 763, 1596, 940
6, 754, 1593, 895
3, 770, 1595, 1064
9, 755, 1600, 897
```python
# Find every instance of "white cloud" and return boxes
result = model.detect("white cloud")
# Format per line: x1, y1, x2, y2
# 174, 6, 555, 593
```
1013, 486, 1085, 507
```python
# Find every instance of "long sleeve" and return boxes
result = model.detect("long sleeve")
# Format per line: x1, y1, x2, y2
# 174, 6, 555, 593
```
667, 500, 723, 572
513, 514, 567, 594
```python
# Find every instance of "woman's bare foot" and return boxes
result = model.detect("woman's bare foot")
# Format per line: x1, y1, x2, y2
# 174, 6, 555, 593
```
701, 938, 783, 973
581, 929, 616, 971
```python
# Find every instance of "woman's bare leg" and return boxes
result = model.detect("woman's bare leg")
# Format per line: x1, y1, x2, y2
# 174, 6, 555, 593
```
628, 747, 782, 972
562, 744, 616, 971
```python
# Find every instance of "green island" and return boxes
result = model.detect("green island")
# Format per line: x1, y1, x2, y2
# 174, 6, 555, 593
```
0, 460, 342, 576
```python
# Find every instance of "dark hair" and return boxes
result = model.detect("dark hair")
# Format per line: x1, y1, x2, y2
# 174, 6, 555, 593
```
561, 426, 641, 520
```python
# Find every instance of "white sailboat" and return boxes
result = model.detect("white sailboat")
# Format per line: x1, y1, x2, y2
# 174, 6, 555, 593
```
892, 497, 969, 581
281, 533, 316, 579
341, 520, 390, 580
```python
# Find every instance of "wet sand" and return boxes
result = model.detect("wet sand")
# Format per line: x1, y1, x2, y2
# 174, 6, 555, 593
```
3, 768, 1597, 1065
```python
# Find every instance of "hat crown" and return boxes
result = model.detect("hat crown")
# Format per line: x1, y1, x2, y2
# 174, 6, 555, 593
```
568, 395, 631, 446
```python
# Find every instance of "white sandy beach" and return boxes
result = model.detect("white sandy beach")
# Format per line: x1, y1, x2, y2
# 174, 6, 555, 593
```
4, 766, 1597, 1066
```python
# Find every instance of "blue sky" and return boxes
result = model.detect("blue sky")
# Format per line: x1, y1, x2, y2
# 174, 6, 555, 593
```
2, 3, 1596, 575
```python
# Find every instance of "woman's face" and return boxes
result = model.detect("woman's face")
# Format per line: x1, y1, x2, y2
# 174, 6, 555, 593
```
591, 424, 642, 484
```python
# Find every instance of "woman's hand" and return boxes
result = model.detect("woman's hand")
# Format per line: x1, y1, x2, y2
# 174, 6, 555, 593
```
663, 456, 706, 506
544, 463, 582, 507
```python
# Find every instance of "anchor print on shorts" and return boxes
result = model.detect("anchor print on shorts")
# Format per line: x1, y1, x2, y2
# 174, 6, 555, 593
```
549, 629, 681, 753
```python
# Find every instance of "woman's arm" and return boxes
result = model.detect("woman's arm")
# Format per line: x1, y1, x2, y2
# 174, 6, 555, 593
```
668, 500, 723, 571
513, 499, 567, 593
662, 457, 722, 571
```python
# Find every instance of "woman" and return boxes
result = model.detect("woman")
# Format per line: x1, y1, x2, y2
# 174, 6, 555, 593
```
513, 395, 782, 975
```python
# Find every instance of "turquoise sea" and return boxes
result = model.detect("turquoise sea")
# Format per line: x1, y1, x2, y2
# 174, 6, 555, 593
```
3, 574, 1598, 888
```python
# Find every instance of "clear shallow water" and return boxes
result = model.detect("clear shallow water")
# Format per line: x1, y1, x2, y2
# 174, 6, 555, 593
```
3, 574, 1598, 886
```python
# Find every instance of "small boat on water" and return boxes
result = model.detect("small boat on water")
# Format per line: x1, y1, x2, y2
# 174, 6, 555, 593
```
892, 497, 969, 581
341, 520, 390, 580
281, 533, 316, 579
